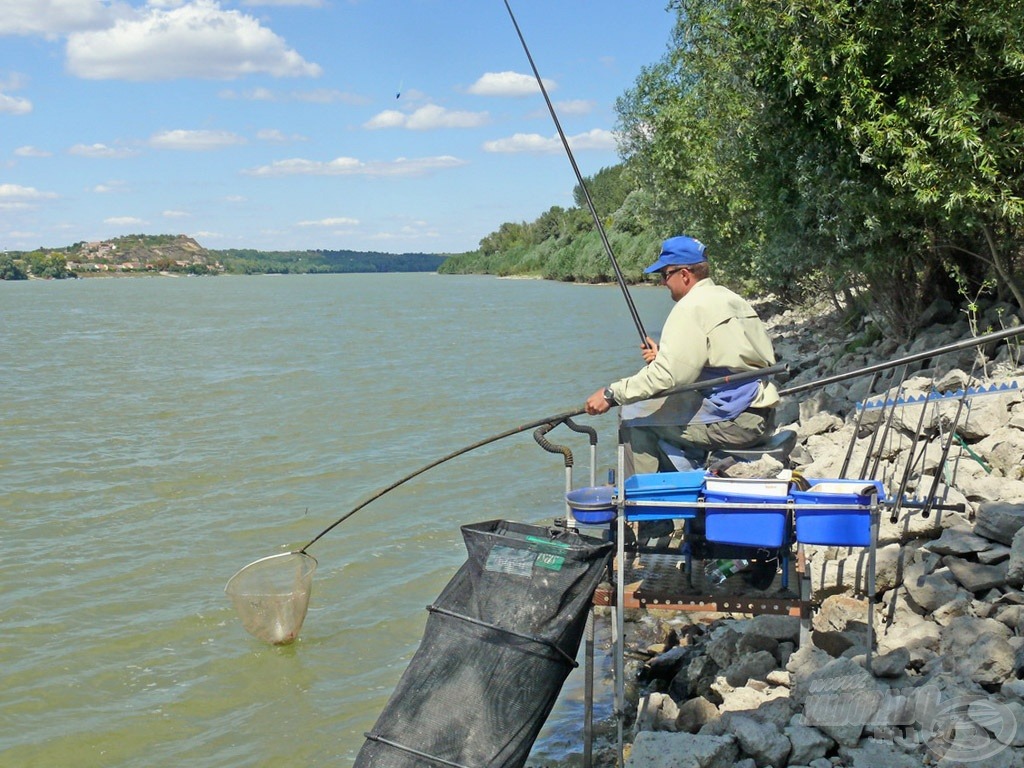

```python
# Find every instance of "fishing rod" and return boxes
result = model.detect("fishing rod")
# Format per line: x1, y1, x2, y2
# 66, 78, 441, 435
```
502, 0, 649, 346
779, 324, 1024, 397
227, 362, 786, 644
298, 363, 787, 552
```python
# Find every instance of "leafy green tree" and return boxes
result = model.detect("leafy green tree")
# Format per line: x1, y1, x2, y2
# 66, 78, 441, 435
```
573, 164, 635, 219
0, 253, 27, 280
617, 0, 1024, 334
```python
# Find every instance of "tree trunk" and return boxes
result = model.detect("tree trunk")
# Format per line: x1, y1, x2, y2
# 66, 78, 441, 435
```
982, 223, 1024, 313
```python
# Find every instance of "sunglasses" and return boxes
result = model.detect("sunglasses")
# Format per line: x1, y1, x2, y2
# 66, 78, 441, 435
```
660, 266, 688, 281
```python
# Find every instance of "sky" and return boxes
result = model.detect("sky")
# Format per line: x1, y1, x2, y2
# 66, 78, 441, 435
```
0, 0, 675, 254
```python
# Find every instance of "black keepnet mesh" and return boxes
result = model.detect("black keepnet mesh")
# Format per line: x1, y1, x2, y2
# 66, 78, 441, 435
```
354, 519, 613, 768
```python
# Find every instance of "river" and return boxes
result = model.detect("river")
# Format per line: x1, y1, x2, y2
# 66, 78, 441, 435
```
0, 273, 670, 767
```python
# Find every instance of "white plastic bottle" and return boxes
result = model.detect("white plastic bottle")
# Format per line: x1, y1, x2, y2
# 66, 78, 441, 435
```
704, 558, 751, 586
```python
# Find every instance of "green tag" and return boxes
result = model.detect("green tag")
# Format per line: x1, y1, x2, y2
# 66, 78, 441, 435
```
535, 553, 565, 571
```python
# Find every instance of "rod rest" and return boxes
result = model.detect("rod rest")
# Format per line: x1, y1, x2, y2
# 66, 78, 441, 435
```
709, 429, 797, 465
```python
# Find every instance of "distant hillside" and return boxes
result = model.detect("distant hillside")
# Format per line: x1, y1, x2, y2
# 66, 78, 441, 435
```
1, 234, 451, 279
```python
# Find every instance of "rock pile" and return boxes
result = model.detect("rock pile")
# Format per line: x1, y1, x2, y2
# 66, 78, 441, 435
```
619, 307, 1024, 768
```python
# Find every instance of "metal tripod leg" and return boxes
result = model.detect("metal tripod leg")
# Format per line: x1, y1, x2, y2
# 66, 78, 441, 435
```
614, 443, 626, 768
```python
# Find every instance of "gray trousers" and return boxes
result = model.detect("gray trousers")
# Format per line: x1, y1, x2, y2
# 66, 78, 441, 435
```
620, 408, 776, 476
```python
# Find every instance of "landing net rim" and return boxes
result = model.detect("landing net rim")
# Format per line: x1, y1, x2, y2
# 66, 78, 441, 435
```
224, 551, 319, 598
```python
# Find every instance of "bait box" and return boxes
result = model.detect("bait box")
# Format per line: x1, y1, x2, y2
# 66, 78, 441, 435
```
622, 470, 705, 520
792, 479, 882, 547
703, 478, 790, 547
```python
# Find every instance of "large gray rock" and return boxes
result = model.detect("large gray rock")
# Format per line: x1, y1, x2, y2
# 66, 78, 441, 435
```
625, 732, 738, 768
728, 715, 790, 768
676, 696, 719, 734
636, 692, 680, 733
974, 427, 1024, 474
959, 393, 1022, 441
870, 647, 910, 678
813, 594, 870, 633
723, 650, 777, 688
705, 626, 741, 670
1007, 525, 1024, 587
943, 556, 1009, 592
974, 501, 1024, 544
903, 562, 963, 614
925, 527, 994, 556
939, 616, 1016, 686
783, 723, 834, 765
743, 614, 800, 643
838, 738, 930, 768
793, 657, 878, 746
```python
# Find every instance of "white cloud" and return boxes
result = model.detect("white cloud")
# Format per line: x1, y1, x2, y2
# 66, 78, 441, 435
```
219, 86, 276, 101
104, 216, 147, 226
0, 183, 58, 200
66, 0, 322, 81
291, 88, 367, 105
467, 71, 552, 97
162, 209, 190, 218
219, 87, 367, 104
0, 92, 32, 114
68, 142, 138, 158
15, 145, 51, 157
297, 217, 359, 227
364, 104, 489, 131
149, 129, 246, 150
364, 110, 405, 129
554, 99, 594, 116
241, 0, 324, 6
0, 0, 117, 36
246, 154, 468, 178
256, 128, 306, 142
369, 220, 440, 242
482, 128, 616, 154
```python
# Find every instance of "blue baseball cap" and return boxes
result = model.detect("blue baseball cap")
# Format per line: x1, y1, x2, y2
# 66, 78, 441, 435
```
643, 235, 707, 273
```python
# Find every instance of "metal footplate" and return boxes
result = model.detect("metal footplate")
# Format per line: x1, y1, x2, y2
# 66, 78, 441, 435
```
623, 552, 802, 616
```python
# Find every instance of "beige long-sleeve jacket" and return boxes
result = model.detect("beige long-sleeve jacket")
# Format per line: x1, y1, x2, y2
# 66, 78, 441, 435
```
608, 278, 779, 421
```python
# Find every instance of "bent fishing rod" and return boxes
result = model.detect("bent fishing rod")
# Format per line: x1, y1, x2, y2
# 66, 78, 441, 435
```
298, 362, 787, 552
502, 0, 649, 346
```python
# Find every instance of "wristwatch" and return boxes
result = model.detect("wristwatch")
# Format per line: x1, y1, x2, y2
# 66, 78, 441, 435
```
603, 387, 617, 405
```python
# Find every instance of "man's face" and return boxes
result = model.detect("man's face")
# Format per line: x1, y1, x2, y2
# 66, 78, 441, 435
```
659, 265, 693, 302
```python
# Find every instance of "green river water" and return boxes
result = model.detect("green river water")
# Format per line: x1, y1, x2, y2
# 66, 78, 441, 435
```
1, 273, 669, 767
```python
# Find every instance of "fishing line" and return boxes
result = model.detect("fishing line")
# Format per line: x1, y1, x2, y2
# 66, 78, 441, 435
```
226, 365, 785, 643
502, 0, 649, 345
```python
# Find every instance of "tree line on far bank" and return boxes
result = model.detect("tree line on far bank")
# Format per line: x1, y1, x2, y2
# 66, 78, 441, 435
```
447, 0, 1024, 341
0, 237, 445, 280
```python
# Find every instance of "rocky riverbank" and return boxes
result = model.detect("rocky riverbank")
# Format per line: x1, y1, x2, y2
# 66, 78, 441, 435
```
613, 300, 1024, 768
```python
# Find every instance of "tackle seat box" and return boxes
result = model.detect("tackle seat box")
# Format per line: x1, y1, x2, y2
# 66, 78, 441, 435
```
622, 470, 705, 520
791, 479, 884, 547
703, 477, 790, 548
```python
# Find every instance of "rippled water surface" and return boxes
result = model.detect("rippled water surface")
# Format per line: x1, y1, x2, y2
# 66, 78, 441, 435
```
1, 273, 669, 767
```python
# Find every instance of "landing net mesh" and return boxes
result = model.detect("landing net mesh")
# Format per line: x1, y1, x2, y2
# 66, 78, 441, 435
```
225, 551, 317, 645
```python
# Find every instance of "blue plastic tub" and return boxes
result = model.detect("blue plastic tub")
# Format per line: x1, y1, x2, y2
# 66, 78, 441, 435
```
792, 479, 881, 546
703, 480, 789, 547
622, 470, 705, 520
565, 486, 616, 525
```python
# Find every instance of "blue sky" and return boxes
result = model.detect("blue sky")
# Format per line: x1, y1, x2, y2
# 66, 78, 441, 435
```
0, 0, 674, 254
